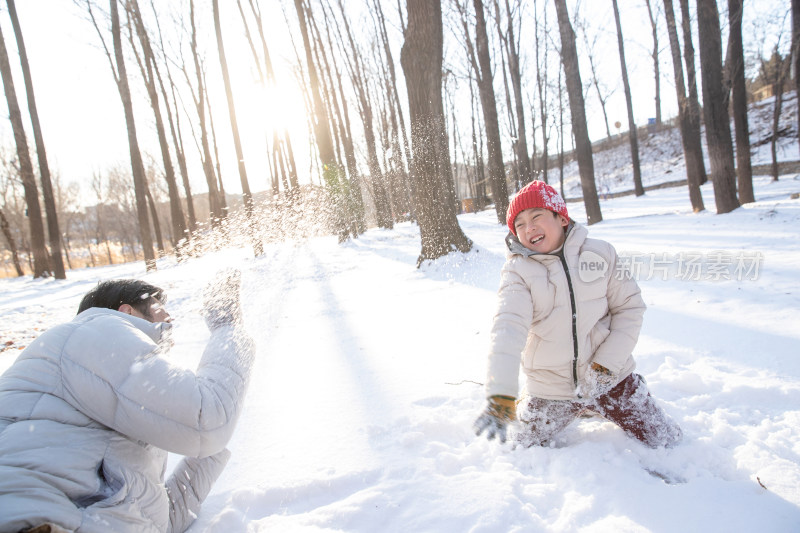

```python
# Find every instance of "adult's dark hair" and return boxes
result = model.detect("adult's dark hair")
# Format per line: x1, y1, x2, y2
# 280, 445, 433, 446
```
77, 279, 166, 316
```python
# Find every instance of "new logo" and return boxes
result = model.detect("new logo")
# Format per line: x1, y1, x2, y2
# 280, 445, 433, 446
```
578, 250, 608, 282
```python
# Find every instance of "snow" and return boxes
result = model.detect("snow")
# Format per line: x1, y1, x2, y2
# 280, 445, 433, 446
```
557, 91, 799, 200
3, 92, 800, 530
2, 172, 800, 531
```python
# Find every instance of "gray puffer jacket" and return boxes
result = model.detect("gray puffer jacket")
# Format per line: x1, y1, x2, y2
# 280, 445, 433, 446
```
0, 307, 255, 533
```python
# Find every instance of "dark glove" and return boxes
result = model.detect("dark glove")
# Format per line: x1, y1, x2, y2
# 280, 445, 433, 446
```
201, 269, 243, 330
473, 395, 517, 443
581, 362, 617, 398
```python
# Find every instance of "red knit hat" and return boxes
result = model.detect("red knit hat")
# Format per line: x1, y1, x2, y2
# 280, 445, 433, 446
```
506, 181, 569, 235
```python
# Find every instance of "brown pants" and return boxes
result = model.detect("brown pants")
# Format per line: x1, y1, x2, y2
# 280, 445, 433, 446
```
517, 373, 682, 448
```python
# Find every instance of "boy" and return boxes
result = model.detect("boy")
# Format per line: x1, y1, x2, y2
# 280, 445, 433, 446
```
474, 181, 681, 448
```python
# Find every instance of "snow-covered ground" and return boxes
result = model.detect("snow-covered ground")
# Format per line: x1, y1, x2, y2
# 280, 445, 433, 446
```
557, 91, 799, 199
2, 171, 800, 531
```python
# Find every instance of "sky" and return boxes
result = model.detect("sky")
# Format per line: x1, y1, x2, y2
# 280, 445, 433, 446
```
1, 127, 799, 530
0, 0, 793, 200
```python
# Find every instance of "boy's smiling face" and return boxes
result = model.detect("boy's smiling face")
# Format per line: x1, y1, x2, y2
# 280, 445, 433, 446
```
513, 208, 569, 253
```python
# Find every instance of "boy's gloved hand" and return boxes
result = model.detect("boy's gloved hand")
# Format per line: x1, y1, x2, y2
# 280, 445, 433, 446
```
201, 268, 243, 330
583, 362, 617, 398
474, 395, 517, 443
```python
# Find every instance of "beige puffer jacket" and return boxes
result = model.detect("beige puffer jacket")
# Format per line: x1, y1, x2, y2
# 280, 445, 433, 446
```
485, 223, 645, 400
0, 308, 255, 533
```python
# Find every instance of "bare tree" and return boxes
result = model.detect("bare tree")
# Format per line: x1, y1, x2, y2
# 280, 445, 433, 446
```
726, 0, 754, 203
494, 36, 520, 188
309, 1, 367, 235
91, 172, 114, 265
557, 60, 565, 197
84, 0, 156, 270
679, 0, 707, 184
611, 0, 644, 196
148, 1, 197, 232
553, 0, 602, 224
0, 206, 23, 276
212, 0, 262, 255
494, 0, 532, 184
578, 16, 614, 141
793, 0, 800, 156
126, 0, 189, 250
759, 48, 791, 182
401, 0, 472, 263
644, 0, 663, 127
187, 0, 223, 225
294, 0, 351, 241
332, 0, 392, 228
534, 1, 549, 182
238, 0, 300, 196
472, 0, 509, 222
316, 1, 367, 233
371, 0, 414, 211
7, 0, 65, 278
697, 0, 739, 213
0, 20, 50, 277
663, 0, 704, 211
469, 65, 488, 205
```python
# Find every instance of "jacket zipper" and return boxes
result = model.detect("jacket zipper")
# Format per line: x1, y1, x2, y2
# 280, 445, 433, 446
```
558, 250, 580, 394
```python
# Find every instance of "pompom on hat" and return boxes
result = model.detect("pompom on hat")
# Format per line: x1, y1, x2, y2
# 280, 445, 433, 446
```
506, 180, 570, 235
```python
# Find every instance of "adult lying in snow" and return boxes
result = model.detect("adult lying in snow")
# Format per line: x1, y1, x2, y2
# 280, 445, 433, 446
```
475, 181, 682, 448
0, 270, 255, 533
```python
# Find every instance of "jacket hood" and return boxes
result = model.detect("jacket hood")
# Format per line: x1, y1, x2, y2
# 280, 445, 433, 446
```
75, 307, 172, 344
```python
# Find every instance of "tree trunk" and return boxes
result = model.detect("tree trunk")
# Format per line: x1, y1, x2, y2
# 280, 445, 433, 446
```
470, 77, 487, 206
557, 62, 565, 197
401, 0, 472, 264
212, 0, 262, 255
767, 57, 790, 181
168, 85, 196, 234
581, 25, 613, 141
644, 0, 662, 126
238, 0, 286, 198
696, 0, 739, 214
60, 233, 73, 270
372, 0, 414, 217
793, 0, 800, 157
311, 2, 366, 235
128, 0, 189, 250
7, 0, 65, 278
294, 0, 351, 241
145, 184, 164, 254
333, 0, 392, 229
0, 207, 23, 276
495, 0, 532, 185
663, 0, 705, 212
189, 0, 223, 225
109, 0, 156, 270
0, 21, 49, 277
241, 0, 300, 193
473, 0, 509, 223
534, 2, 549, 183
612, 0, 644, 196
679, 0, 707, 184
494, 25, 520, 189
553, 0, 602, 224
727, 0, 754, 203
150, 7, 197, 233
